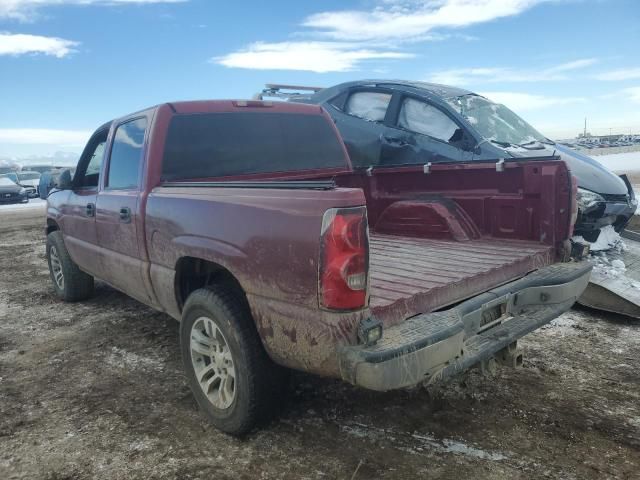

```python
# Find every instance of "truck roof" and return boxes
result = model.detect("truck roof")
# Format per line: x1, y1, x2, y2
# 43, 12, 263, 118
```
107, 100, 327, 127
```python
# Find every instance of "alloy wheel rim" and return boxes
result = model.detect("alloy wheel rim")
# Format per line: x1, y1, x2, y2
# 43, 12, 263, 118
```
50, 246, 64, 290
190, 316, 236, 409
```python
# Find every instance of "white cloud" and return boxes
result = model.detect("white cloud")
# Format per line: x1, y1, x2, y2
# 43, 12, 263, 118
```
303, 0, 550, 41
0, 128, 91, 146
594, 68, 640, 81
623, 86, 640, 103
546, 58, 597, 73
215, 1, 554, 73
0, 0, 186, 21
214, 41, 413, 73
428, 58, 597, 85
0, 32, 78, 57
479, 91, 585, 111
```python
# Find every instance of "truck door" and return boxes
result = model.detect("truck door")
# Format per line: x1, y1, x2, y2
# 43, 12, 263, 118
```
95, 117, 152, 304
59, 129, 107, 277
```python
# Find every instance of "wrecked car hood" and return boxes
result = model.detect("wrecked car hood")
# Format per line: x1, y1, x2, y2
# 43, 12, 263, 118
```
505, 143, 628, 196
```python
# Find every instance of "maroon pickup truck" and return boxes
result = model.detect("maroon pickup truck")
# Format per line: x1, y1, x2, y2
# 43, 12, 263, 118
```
44, 100, 591, 435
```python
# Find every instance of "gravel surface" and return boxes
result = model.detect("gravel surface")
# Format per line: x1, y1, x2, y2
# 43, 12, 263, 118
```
1, 209, 639, 479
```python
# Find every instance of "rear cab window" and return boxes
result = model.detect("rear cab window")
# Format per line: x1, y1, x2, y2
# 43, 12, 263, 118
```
161, 112, 347, 180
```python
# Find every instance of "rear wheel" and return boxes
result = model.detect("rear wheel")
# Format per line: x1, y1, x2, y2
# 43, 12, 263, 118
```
46, 231, 94, 302
180, 286, 283, 435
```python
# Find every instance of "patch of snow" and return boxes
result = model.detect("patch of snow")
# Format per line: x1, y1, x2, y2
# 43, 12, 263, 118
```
106, 347, 163, 372
341, 422, 509, 461
610, 259, 626, 270
0, 198, 46, 212
591, 225, 625, 252
503, 145, 530, 153
574, 225, 626, 252
589, 255, 626, 280
592, 151, 640, 172
129, 439, 154, 452
541, 312, 581, 336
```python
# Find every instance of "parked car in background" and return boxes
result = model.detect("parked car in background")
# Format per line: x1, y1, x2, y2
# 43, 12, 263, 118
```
0, 172, 35, 197
0, 176, 28, 204
44, 99, 591, 435
26, 165, 57, 174
1, 172, 19, 184
16, 171, 41, 198
267, 80, 638, 242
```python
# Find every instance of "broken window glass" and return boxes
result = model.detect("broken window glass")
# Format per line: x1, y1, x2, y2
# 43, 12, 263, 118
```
345, 91, 392, 122
398, 98, 459, 143
448, 94, 546, 146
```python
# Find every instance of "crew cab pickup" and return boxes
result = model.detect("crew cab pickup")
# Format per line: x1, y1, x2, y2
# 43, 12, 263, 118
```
44, 100, 592, 435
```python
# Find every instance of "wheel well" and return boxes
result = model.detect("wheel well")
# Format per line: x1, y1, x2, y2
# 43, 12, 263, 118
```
46, 219, 60, 235
175, 257, 245, 312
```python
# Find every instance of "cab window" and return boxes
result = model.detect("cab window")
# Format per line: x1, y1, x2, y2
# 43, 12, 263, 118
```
106, 118, 147, 190
345, 91, 392, 122
398, 98, 460, 143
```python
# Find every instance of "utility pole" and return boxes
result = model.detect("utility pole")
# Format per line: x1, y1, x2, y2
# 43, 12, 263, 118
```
584, 117, 587, 137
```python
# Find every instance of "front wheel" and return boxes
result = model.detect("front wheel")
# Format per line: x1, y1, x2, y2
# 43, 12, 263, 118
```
46, 231, 94, 302
180, 286, 283, 435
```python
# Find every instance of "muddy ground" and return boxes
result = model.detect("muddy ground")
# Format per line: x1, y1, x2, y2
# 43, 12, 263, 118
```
1, 209, 639, 480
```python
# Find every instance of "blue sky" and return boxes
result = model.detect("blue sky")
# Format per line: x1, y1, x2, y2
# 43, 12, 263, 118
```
0, 0, 639, 160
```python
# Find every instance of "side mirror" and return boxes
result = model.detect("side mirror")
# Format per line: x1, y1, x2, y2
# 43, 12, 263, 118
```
449, 128, 477, 152
56, 169, 73, 190
38, 172, 53, 199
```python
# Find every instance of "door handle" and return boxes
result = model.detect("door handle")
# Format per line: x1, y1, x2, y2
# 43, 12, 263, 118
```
382, 134, 410, 146
85, 203, 95, 217
119, 207, 131, 223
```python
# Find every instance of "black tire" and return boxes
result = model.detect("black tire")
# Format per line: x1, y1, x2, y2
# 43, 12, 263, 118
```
180, 286, 283, 436
46, 230, 94, 302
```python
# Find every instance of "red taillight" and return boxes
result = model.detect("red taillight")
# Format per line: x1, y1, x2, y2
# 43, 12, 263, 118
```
319, 207, 369, 310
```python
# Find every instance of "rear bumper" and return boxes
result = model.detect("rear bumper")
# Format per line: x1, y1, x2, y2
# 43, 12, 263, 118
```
338, 261, 592, 391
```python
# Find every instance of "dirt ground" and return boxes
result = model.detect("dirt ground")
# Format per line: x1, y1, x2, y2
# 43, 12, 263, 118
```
1, 209, 639, 480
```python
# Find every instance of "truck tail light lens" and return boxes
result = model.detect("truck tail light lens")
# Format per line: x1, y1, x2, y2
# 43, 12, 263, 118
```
319, 207, 369, 310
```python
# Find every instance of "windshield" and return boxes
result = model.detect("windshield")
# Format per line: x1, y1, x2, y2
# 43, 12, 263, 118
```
18, 172, 40, 181
448, 94, 547, 146
0, 177, 17, 187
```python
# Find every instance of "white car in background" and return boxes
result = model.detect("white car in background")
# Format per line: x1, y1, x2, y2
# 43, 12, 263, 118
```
16, 171, 41, 198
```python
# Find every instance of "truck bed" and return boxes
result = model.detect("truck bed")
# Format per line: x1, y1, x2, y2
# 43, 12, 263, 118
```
369, 233, 555, 323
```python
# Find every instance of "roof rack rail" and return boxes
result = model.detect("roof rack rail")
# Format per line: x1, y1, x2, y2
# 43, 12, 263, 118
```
254, 83, 324, 100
